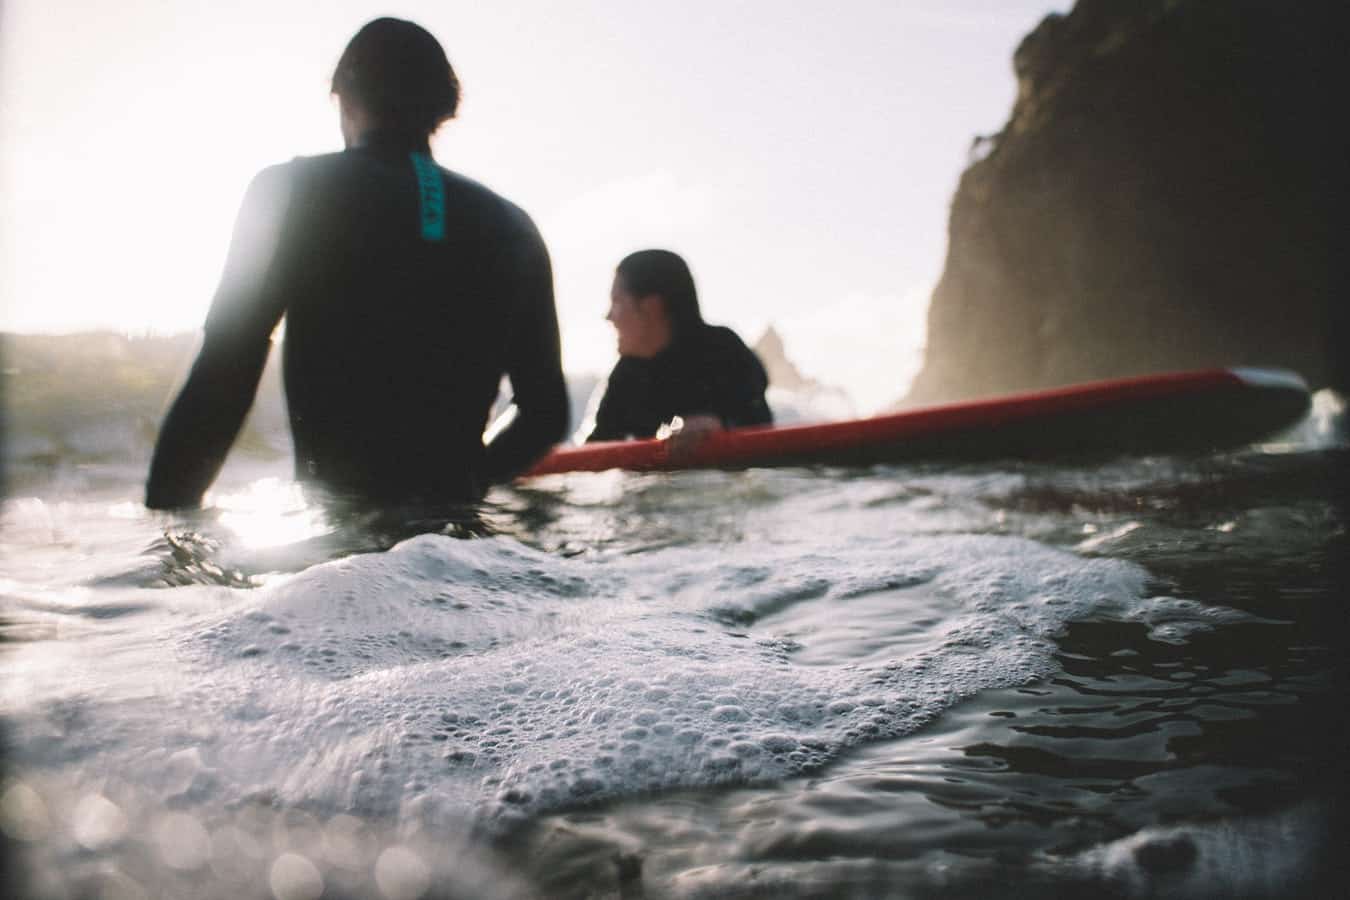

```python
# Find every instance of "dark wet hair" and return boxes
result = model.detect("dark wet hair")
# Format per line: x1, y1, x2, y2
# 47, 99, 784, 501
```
331, 18, 460, 136
616, 249, 704, 338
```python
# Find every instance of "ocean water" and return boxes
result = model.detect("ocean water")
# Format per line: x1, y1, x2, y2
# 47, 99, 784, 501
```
1, 394, 1347, 899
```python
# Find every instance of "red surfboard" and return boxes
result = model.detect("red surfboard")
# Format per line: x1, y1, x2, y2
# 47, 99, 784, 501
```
524, 367, 1310, 477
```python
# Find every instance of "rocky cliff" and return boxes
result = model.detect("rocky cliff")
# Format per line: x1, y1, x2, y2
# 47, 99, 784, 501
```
904, 0, 1344, 406
753, 326, 815, 393
753, 326, 856, 422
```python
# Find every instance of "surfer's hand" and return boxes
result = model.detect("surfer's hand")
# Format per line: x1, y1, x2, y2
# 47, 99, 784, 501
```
665, 415, 723, 461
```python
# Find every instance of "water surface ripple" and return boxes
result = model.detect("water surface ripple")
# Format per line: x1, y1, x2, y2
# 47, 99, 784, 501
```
1, 440, 1346, 899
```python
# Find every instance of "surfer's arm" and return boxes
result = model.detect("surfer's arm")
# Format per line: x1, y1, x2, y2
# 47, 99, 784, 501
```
662, 413, 723, 461
683, 332, 773, 431
720, 388, 773, 429
585, 387, 625, 442
721, 337, 772, 428
483, 231, 569, 482
145, 167, 291, 510
145, 330, 275, 510
585, 360, 643, 442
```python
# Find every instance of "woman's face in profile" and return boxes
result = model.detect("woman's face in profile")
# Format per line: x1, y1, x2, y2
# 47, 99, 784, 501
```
607, 274, 667, 358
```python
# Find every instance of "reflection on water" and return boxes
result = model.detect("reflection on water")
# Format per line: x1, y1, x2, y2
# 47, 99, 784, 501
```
214, 478, 330, 551
1, 431, 1346, 898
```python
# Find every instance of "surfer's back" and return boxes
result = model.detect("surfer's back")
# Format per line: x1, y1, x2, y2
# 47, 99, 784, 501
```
145, 18, 568, 509
274, 142, 560, 499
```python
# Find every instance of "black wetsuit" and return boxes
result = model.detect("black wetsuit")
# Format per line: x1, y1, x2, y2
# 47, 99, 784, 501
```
587, 324, 772, 441
146, 131, 569, 508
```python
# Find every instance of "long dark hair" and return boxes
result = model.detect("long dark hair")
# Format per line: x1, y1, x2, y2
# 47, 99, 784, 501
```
331, 18, 460, 137
616, 249, 704, 339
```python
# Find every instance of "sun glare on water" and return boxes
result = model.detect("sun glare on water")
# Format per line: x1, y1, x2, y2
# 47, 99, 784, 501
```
213, 479, 331, 550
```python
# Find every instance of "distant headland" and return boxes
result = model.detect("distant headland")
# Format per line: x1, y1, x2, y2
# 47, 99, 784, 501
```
904, 0, 1343, 407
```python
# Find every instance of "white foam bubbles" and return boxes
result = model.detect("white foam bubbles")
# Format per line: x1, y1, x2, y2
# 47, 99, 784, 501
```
6, 527, 1210, 837
1116, 595, 1272, 644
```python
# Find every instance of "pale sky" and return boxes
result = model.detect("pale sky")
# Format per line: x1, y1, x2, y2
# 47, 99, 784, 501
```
0, 1, 1065, 413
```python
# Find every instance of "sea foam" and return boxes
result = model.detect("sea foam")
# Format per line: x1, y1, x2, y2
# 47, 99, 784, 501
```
4, 529, 1166, 834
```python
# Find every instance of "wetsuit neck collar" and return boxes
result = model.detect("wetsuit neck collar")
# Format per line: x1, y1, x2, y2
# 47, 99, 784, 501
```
352, 128, 433, 155
650, 322, 705, 364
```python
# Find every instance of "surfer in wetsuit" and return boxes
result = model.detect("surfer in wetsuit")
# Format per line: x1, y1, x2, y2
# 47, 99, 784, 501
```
586, 249, 771, 449
146, 18, 568, 509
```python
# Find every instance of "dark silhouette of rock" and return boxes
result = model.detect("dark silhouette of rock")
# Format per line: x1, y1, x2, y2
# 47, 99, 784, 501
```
904, 0, 1344, 407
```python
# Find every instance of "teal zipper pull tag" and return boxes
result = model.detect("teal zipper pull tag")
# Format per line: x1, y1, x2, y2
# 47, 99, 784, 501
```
410, 152, 445, 242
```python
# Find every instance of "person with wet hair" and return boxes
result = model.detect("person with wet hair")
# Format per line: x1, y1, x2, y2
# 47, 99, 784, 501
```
586, 249, 771, 448
146, 18, 568, 509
